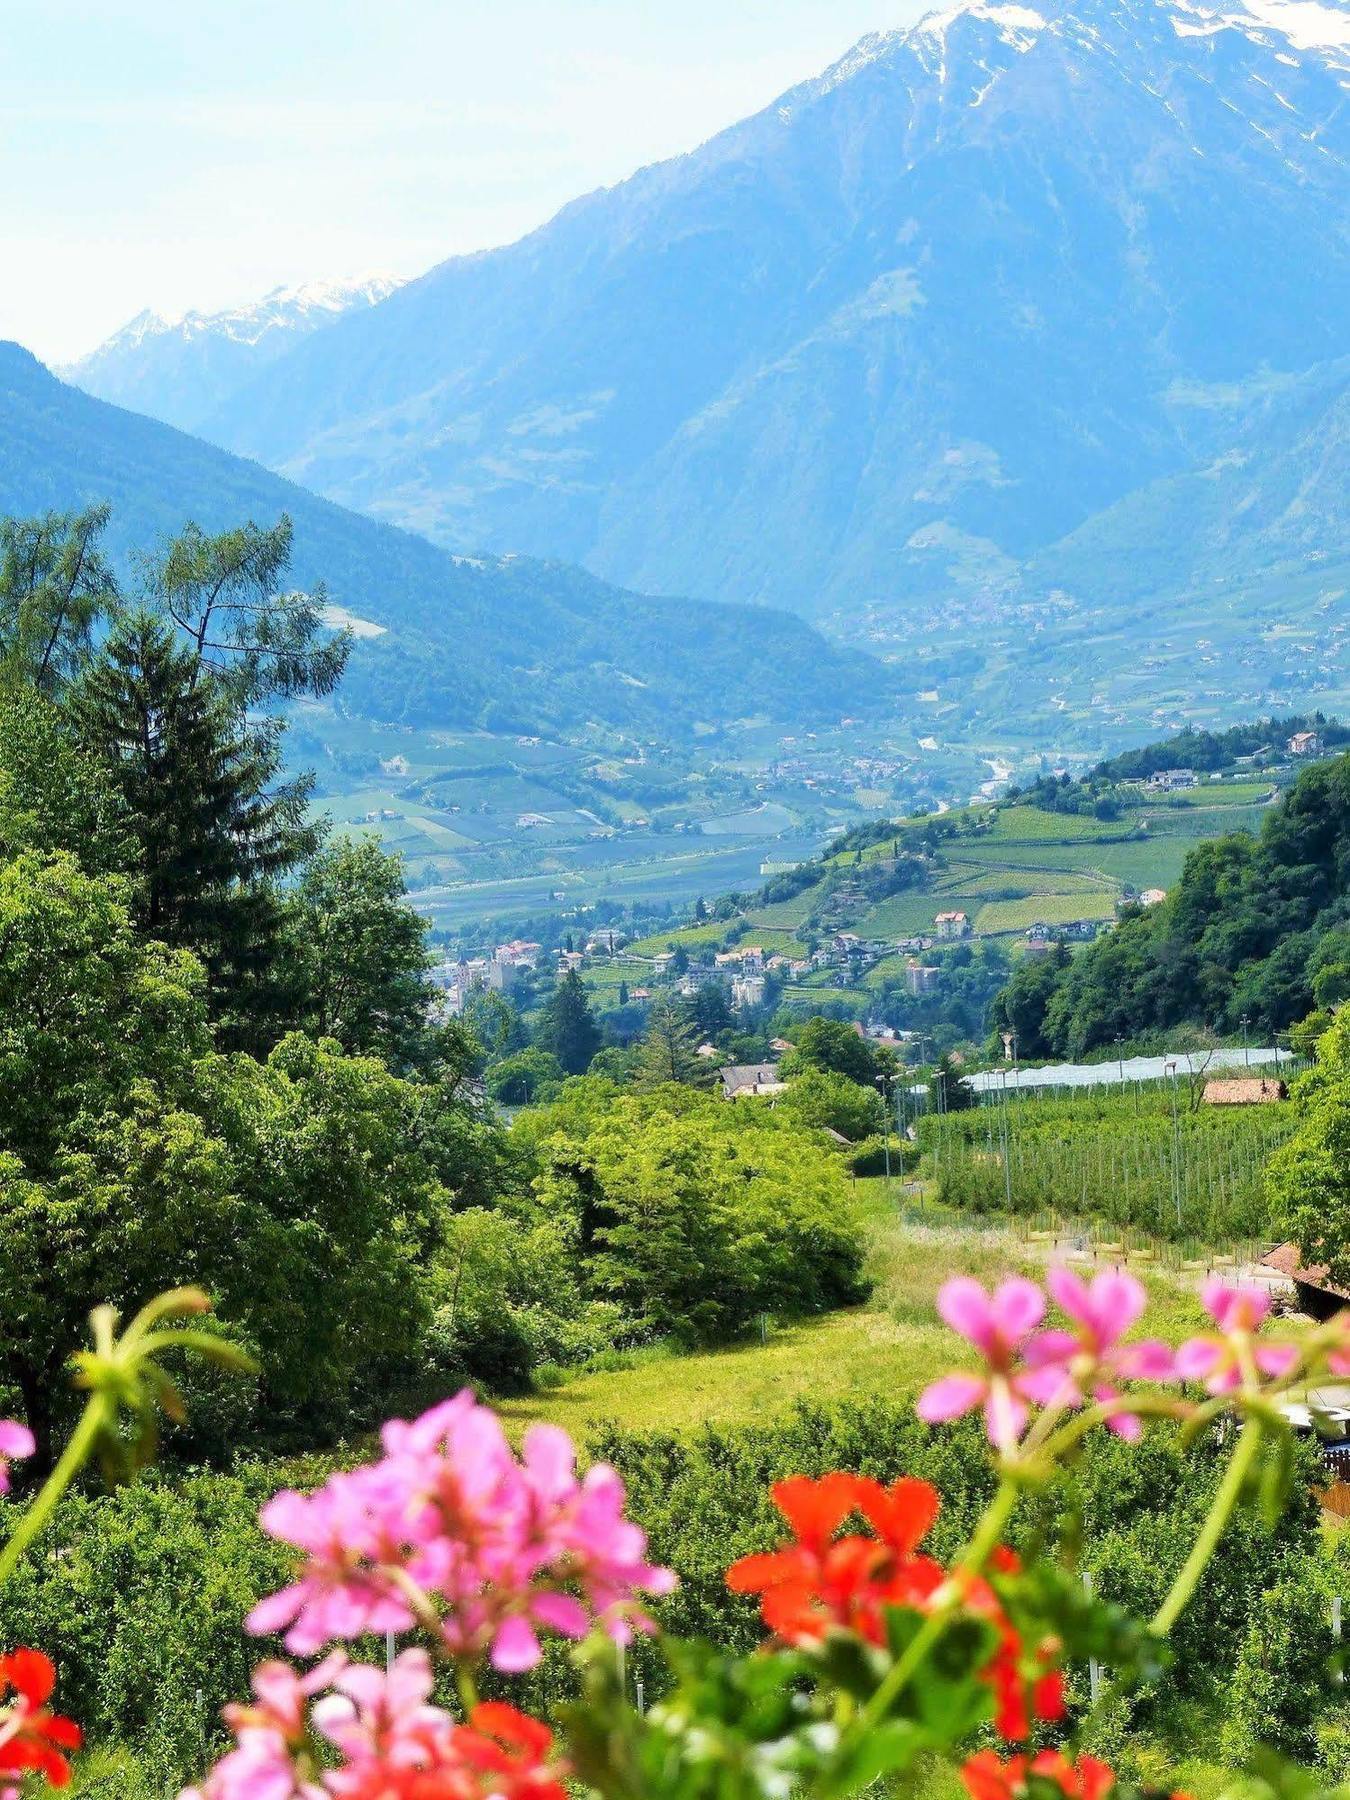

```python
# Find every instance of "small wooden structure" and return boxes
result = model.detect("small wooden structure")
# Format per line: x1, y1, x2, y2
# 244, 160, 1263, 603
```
1202, 1076, 1288, 1106
1261, 1241, 1350, 1322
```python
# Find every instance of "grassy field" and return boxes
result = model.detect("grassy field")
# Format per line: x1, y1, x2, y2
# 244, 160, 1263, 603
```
498, 1183, 1210, 1442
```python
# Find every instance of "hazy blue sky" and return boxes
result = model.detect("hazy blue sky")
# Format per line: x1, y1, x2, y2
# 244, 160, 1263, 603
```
4, 1, 927, 364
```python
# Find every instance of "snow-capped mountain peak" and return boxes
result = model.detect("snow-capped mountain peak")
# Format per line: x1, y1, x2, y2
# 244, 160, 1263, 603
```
62, 274, 405, 431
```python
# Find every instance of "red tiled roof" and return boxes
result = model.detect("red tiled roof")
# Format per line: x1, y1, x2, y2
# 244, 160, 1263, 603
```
1261, 1241, 1350, 1301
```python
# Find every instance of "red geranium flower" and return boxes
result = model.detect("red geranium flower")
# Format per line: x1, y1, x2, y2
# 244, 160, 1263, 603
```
453, 1702, 568, 1800
961, 1748, 1116, 1800
0, 1649, 82, 1788
726, 1474, 945, 1648
958, 1549, 1067, 1741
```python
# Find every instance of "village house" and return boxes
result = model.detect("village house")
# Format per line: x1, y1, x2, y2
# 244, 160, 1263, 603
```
1147, 768, 1198, 792
1260, 1243, 1348, 1321
718, 1061, 785, 1100
732, 973, 766, 1008
934, 910, 971, 940
1288, 730, 1325, 757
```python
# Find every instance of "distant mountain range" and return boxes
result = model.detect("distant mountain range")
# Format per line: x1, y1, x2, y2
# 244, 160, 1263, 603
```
62, 277, 402, 436
66, 0, 1350, 652
0, 342, 887, 736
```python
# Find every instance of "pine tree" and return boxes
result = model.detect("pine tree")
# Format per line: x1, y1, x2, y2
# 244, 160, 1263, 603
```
0, 505, 118, 693
145, 515, 349, 705
542, 969, 602, 1075
636, 995, 706, 1088
70, 611, 321, 1041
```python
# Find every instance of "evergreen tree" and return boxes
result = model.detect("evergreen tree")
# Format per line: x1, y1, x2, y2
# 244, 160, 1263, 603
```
541, 969, 602, 1075
635, 995, 706, 1088
688, 981, 734, 1042
0, 505, 118, 692
618, 979, 630, 1006
145, 515, 349, 705
70, 611, 320, 1041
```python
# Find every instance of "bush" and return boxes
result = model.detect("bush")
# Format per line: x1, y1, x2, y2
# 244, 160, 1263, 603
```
520, 1082, 869, 1344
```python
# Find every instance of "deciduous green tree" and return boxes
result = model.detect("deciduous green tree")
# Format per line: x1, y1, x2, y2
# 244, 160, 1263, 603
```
0, 851, 224, 1459
780, 1016, 878, 1086
283, 836, 432, 1069
1267, 1011, 1350, 1286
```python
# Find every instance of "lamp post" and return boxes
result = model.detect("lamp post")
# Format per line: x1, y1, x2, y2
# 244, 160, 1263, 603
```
875, 1069, 893, 1190
1115, 1034, 1125, 1085
1240, 1013, 1251, 1069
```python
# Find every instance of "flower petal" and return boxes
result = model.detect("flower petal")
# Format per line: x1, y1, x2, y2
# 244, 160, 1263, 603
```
990, 1277, 1046, 1344
937, 1278, 997, 1352
917, 1373, 987, 1423
984, 1381, 1028, 1450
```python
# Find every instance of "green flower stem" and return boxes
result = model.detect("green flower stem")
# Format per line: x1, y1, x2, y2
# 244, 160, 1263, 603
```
1149, 1416, 1263, 1639
850, 1476, 1021, 1737
0, 1392, 112, 1591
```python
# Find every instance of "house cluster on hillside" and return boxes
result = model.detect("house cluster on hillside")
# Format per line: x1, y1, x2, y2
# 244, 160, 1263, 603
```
433, 938, 544, 1013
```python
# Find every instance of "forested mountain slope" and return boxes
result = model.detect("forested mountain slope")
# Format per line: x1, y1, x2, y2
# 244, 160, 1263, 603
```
0, 342, 888, 735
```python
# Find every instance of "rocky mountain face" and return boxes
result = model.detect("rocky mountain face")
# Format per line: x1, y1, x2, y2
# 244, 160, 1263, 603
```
157, 0, 1350, 637
62, 277, 402, 436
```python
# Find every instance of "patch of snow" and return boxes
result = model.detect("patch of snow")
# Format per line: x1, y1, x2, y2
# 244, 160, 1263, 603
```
1169, 0, 1350, 51
918, 2, 1047, 45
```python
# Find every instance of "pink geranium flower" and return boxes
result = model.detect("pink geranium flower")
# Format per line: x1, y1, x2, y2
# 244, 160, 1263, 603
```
918, 1277, 1050, 1449
0, 1421, 34, 1496
247, 1469, 419, 1655
1175, 1278, 1299, 1394
180, 1655, 344, 1800
249, 1392, 674, 1673
1026, 1268, 1174, 1440
312, 1649, 457, 1789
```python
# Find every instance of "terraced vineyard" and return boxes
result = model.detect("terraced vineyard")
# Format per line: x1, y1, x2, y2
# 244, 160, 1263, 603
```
601, 780, 1285, 992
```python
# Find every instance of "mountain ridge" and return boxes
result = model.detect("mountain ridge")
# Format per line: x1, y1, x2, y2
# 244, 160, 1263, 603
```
62, 276, 404, 435
0, 340, 890, 737
166, 0, 1350, 630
